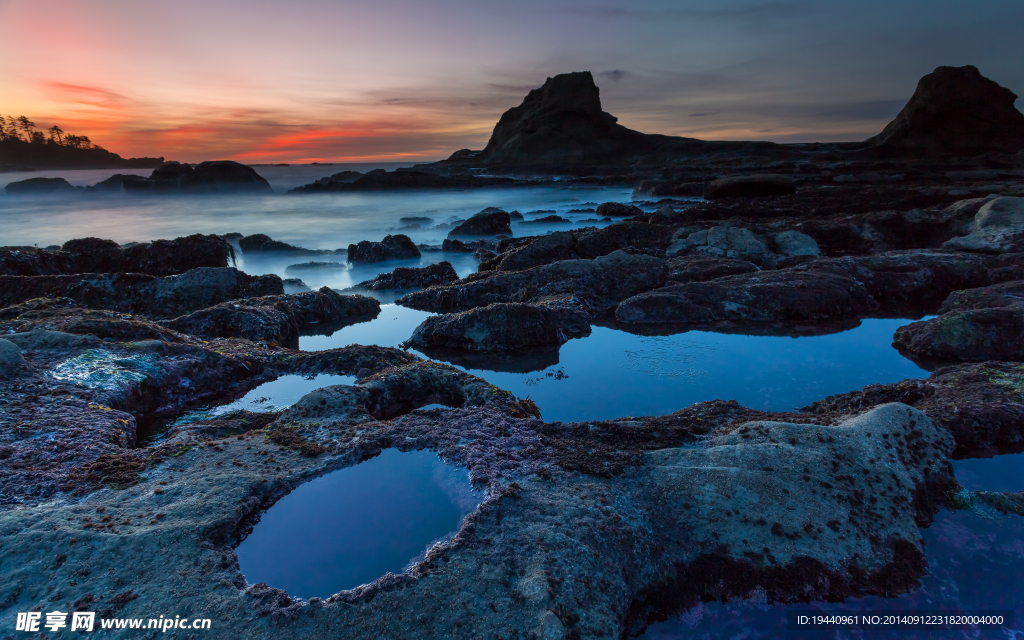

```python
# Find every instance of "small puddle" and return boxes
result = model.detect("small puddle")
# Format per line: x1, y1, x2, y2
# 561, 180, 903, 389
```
135, 374, 356, 447
236, 448, 480, 598
299, 304, 435, 350
953, 452, 1024, 492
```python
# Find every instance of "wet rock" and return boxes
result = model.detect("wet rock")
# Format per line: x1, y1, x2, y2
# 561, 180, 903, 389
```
772, 230, 820, 256
893, 308, 1024, 363
0, 297, 78, 320
804, 361, 1024, 456
441, 238, 474, 253
704, 174, 796, 199
88, 173, 143, 191
238, 234, 335, 255
492, 222, 675, 273
290, 171, 516, 192
122, 234, 236, 276
346, 234, 421, 263
357, 360, 540, 419
448, 209, 512, 236
122, 161, 272, 193
666, 256, 759, 284
282, 278, 310, 294
865, 65, 1024, 156
405, 302, 591, 351
597, 202, 644, 217
4, 176, 77, 194
473, 248, 497, 262
0, 247, 76, 276
279, 385, 372, 424
242, 288, 380, 331
399, 250, 667, 313
4, 328, 101, 351
0, 268, 283, 318
164, 302, 300, 348
942, 196, 1024, 253
164, 288, 379, 346
519, 214, 571, 225
939, 280, 1024, 313
356, 261, 459, 290
284, 261, 347, 273
0, 338, 27, 376
666, 224, 768, 261
61, 237, 124, 272
6, 308, 182, 343
616, 268, 872, 325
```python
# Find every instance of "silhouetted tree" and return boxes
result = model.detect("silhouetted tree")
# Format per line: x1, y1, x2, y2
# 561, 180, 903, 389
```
48, 125, 64, 145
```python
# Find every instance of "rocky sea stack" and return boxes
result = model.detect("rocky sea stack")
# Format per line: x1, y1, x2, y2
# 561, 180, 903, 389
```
866, 65, 1024, 156
469, 71, 666, 166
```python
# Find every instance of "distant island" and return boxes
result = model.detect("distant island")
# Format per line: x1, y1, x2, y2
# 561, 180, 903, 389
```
0, 114, 163, 171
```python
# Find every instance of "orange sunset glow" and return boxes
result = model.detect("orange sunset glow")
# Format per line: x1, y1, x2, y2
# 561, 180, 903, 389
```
2, 0, 1021, 163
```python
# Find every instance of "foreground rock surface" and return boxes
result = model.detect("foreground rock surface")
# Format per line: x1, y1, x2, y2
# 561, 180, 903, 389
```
355, 261, 458, 290
347, 234, 421, 263
405, 301, 590, 351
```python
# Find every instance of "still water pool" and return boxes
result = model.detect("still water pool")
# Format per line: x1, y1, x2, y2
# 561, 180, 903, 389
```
235, 448, 480, 598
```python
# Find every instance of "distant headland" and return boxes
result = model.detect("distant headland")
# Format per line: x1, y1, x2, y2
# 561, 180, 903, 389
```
0, 115, 163, 171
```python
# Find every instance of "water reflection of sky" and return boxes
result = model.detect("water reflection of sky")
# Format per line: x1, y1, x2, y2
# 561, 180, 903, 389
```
304, 311, 928, 423
236, 448, 478, 598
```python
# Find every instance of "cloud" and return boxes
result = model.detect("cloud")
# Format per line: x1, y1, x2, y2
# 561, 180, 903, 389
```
42, 82, 137, 109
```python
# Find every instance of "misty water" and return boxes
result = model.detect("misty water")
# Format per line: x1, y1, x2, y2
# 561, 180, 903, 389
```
235, 448, 480, 598
6, 165, 1013, 624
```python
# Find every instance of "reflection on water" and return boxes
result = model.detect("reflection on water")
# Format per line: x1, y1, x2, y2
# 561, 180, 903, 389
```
135, 374, 356, 446
953, 452, 1024, 492
416, 318, 929, 422
236, 448, 480, 598
640, 509, 1024, 639
300, 304, 434, 350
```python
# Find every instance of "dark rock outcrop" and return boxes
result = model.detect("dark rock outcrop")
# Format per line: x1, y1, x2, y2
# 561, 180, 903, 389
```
5, 177, 77, 194
893, 308, 1024, 363
355, 261, 459, 290
122, 161, 272, 193
405, 301, 591, 351
0, 267, 282, 318
399, 250, 667, 312
288, 170, 516, 192
486, 222, 674, 273
865, 65, 1024, 156
347, 234, 421, 263
704, 175, 796, 199
596, 202, 644, 217
0, 235, 234, 277
237, 234, 338, 255
448, 209, 512, 236
473, 71, 664, 166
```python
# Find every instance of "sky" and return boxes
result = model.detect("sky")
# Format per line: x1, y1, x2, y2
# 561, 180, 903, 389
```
1, 0, 1022, 163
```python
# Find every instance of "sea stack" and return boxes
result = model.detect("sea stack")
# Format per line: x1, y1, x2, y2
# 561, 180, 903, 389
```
474, 71, 662, 166
865, 65, 1024, 156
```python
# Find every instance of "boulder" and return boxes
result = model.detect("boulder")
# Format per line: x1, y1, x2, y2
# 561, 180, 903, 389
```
615, 269, 873, 325
939, 280, 1024, 313
399, 250, 667, 312
492, 222, 675, 273
356, 262, 459, 291
772, 230, 820, 257
0, 338, 27, 376
865, 65, 1024, 156
448, 210, 512, 236
0, 248, 76, 276
442, 238, 474, 253
329, 170, 364, 183
3, 329, 100, 351
666, 225, 768, 261
238, 234, 332, 254
704, 174, 795, 199
239, 287, 380, 331
121, 234, 235, 276
473, 71, 661, 166
88, 174, 145, 192
61, 237, 124, 273
164, 301, 299, 348
596, 202, 643, 217
346, 234, 421, 263
405, 302, 591, 351
893, 308, 1024, 362
473, 248, 497, 261
151, 267, 284, 318
519, 215, 570, 225
943, 196, 1024, 253
666, 256, 759, 284
4, 177, 77, 194
122, 161, 272, 193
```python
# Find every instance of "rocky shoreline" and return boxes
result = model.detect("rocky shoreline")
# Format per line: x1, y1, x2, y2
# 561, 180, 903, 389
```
2, 64, 1024, 639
